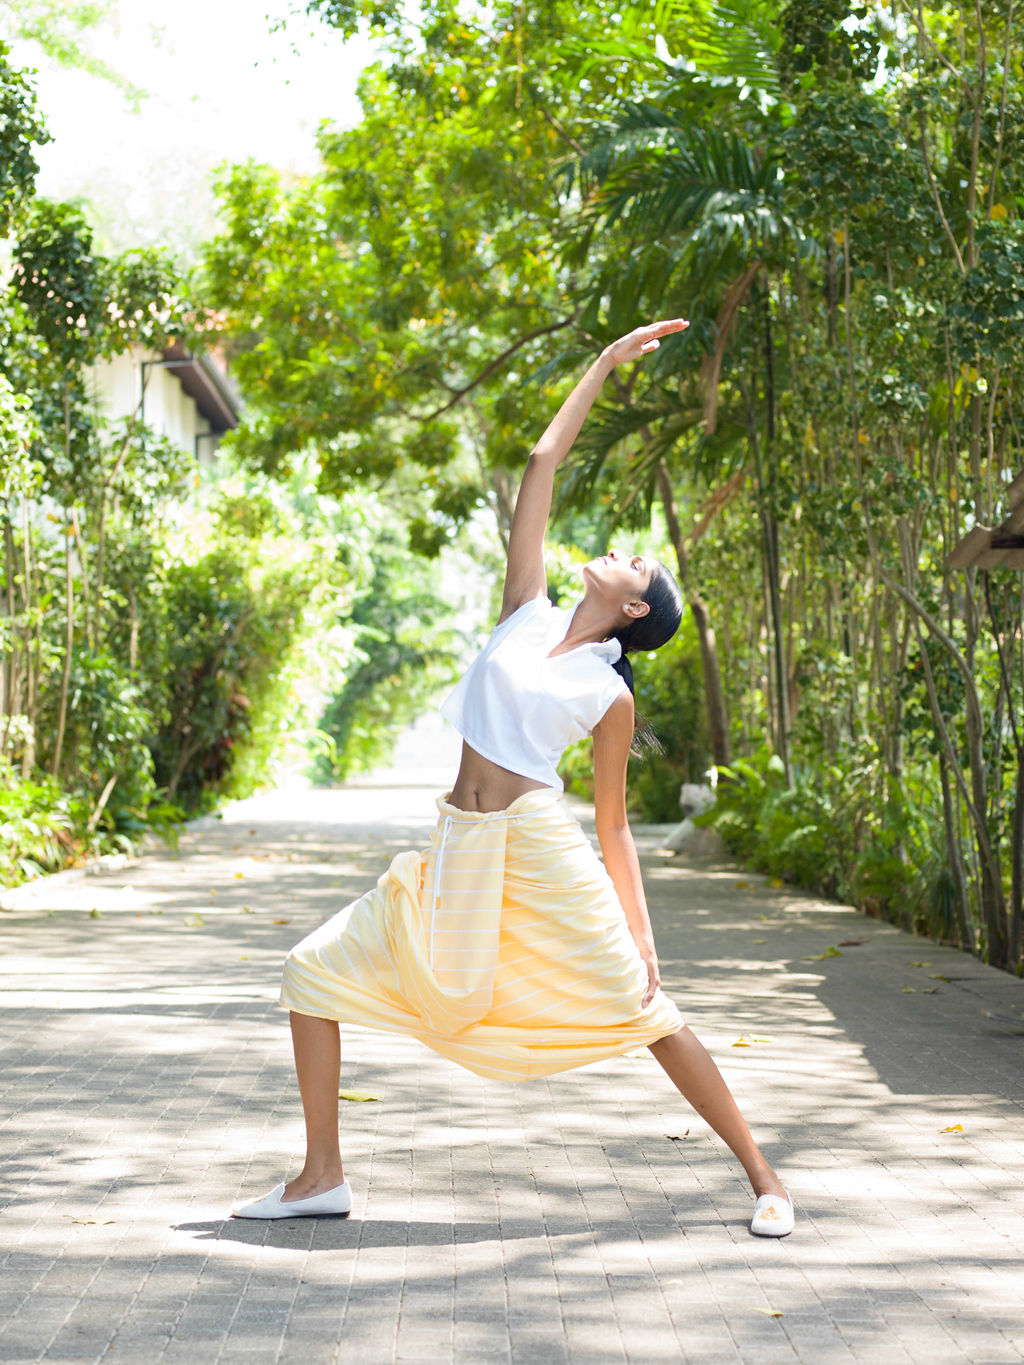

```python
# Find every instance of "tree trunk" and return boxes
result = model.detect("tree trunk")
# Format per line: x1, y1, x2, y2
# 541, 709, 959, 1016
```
51, 519, 74, 779
939, 750, 975, 953
655, 460, 730, 769
22, 495, 36, 776
1009, 747, 1024, 969
2, 503, 16, 737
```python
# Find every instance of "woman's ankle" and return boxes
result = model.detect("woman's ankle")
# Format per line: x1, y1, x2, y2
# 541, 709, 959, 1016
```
298, 1155, 345, 1185
748, 1165, 786, 1199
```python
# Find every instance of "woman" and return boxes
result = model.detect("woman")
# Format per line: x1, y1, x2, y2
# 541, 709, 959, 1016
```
233, 319, 793, 1238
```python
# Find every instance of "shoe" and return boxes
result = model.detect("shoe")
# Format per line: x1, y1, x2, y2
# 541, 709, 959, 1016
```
231, 1180, 352, 1219
749, 1189, 794, 1237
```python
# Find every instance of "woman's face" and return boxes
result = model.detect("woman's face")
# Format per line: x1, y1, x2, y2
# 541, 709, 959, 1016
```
582, 549, 654, 615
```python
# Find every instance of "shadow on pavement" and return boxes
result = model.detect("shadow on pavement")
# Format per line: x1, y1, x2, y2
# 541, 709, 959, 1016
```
175, 1217, 593, 1248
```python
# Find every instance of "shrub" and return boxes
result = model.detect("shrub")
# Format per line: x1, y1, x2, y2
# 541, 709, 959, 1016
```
0, 773, 74, 886
704, 745, 941, 930
147, 543, 323, 810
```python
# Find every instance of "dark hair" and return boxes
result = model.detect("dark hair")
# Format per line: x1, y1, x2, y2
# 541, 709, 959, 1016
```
608, 561, 683, 755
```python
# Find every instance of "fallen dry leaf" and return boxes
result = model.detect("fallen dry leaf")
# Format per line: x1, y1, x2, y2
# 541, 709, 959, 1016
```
272, 918, 291, 925
802, 946, 842, 961
665, 1131, 690, 1141
67, 1216, 115, 1225
940, 1123, 964, 1133
902, 986, 917, 993
750, 1307, 784, 1318
734, 880, 751, 888
185, 914, 205, 928
838, 938, 866, 947
339, 1090, 380, 1102
908, 961, 931, 968
234, 873, 245, 879
929, 973, 951, 982
922, 986, 940, 994
753, 938, 767, 945
981, 1007, 1024, 1027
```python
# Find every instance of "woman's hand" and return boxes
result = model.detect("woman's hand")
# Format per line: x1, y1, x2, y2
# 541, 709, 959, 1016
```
639, 944, 661, 1009
603, 318, 689, 367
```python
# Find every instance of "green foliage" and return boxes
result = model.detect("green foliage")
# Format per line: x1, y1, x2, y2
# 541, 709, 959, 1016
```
951, 222, 1024, 366
303, 0, 405, 38
778, 0, 880, 90
11, 201, 194, 369
147, 526, 333, 809
12, 200, 105, 365
0, 772, 72, 885
705, 748, 932, 922
3, 1, 145, 101
312, 531, 460, 781
0, 40, 49, 234
203, 0, 680, 552
37, 647, 155, 804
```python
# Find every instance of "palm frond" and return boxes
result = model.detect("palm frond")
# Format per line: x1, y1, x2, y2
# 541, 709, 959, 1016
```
573, 108, 795, 261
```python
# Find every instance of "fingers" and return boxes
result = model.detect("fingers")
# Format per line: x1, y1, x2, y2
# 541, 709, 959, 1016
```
607, 318, 689, 367
649, 317, 689, 334
636, 318, 689, 356
641, 961, 660, 1006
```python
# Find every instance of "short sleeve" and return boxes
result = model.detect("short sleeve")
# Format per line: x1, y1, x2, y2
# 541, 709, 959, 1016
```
589, 667, 629, 732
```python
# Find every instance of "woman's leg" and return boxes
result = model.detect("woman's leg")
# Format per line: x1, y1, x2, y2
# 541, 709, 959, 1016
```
282, 1012, 346, 1200
649, 1026, 786, 1198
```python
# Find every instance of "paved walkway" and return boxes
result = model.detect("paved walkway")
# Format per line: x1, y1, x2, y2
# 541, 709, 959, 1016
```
1, 774, 1023, 1365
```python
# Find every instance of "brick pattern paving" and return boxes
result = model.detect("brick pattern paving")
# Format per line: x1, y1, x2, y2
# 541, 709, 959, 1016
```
1, 777, 1023, 1364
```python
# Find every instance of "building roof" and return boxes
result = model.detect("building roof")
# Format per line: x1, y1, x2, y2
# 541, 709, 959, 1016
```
160, 342, 241, 433
947, 470, 1024, 571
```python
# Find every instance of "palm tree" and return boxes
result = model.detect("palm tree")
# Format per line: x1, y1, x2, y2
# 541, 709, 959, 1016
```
562, 89, 804, 776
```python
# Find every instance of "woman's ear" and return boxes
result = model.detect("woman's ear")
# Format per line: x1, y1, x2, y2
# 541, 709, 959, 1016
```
624, 598, 651, 620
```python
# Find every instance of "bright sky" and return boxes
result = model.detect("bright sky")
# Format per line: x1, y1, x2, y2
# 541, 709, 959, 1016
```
8, 1, 381, 257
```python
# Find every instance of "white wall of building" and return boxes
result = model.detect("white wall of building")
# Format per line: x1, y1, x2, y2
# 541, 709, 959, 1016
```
86, 348, 222, 469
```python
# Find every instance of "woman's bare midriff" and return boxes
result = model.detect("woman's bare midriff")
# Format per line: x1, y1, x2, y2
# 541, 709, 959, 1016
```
447, 741, 552, 813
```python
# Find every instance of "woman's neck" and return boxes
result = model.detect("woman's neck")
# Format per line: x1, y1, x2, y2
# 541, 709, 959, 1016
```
561, 598, 618, 649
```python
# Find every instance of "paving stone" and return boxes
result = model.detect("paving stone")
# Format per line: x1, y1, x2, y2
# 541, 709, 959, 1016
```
1, 776, 1023, 1364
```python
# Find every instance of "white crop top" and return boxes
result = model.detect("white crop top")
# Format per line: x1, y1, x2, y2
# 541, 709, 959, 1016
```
440, 595, 629, 791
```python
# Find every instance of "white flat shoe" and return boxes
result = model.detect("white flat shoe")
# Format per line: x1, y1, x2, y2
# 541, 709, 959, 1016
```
232, 1180, 352, 1219
749, 1189, 794, 1237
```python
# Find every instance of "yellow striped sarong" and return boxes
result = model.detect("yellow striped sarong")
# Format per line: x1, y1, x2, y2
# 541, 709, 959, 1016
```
279, 787, 682, 1081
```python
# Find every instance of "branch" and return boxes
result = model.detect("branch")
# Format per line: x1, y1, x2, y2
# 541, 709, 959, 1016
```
916, 107, 967, 274
876, 565, 1001, 896
538, 104, 585, 157
987, 0, 1015, 211
415, 316, 576, 423
701, 261, 762, 433
906, 0, 976, 103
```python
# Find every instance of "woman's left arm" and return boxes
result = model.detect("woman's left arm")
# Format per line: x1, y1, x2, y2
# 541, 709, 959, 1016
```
592, 692, 661, 1008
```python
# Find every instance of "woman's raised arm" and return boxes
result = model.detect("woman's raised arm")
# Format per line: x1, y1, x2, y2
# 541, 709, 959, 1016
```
497, 318, 688, 624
